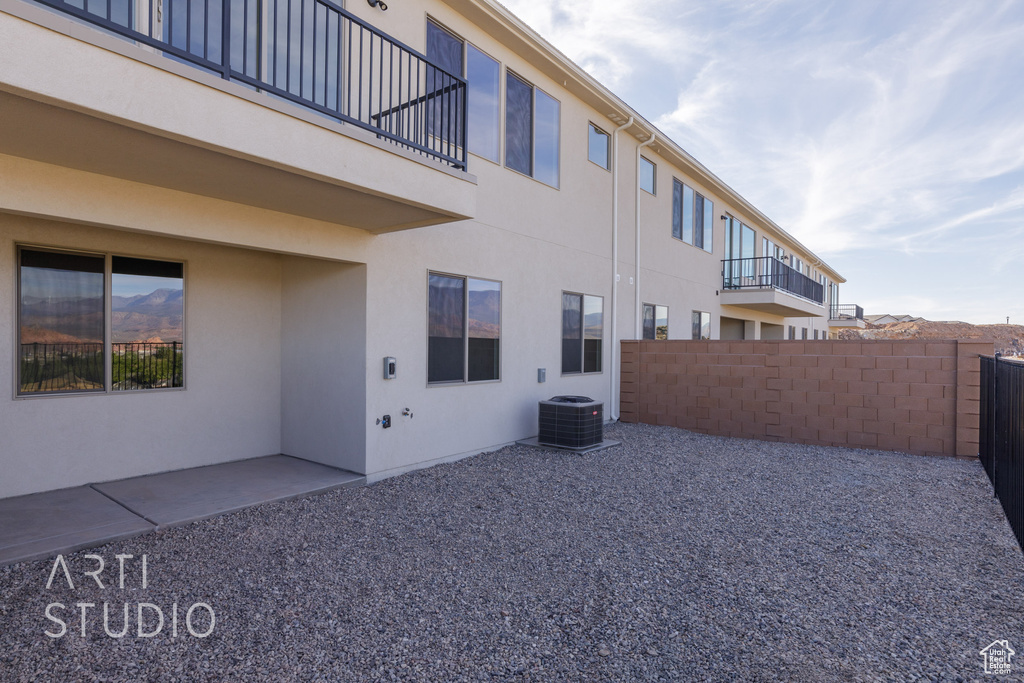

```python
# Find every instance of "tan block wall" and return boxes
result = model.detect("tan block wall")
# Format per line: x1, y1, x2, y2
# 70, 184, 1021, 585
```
620, 340, 993, 458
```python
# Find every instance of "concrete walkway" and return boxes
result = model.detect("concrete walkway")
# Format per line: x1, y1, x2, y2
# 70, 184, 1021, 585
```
0, 455, 364, 566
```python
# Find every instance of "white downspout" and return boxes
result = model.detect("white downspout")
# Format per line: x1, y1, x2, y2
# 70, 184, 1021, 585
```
633, 133, 657, 339
609, 116, 633, 421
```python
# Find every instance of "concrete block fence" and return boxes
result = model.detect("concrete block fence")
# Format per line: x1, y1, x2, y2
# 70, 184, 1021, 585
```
619, 339, 993, 458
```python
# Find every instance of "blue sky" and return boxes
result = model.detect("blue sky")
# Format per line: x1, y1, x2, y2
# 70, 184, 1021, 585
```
501, 0, 1024, 325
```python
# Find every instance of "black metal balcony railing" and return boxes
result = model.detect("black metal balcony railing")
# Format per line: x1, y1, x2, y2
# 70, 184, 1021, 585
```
830, 304, 865, 321
20, 342, 184, 392
34, 0, 467, 170
722, 256, 825, 305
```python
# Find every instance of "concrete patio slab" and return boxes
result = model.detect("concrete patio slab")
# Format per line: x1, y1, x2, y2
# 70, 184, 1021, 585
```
0, 486, 155, 566
92, 455, 365, 527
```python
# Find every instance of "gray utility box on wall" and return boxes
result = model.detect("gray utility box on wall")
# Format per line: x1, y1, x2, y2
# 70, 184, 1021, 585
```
538, 396, 603, 449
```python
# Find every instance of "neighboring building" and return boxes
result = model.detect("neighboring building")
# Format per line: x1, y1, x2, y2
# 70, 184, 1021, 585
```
0, 0, 849, 498
865, 314, 924, 325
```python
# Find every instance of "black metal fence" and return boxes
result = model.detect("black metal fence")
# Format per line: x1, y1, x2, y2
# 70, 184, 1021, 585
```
979, 355, 1024, 551
20, 342, 184, 393
830, 303, 864, 321
722, 256, 825, 305
33, 0, 467, 169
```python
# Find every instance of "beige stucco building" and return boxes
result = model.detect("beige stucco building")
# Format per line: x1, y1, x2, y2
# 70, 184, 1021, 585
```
0, 0, 855, 499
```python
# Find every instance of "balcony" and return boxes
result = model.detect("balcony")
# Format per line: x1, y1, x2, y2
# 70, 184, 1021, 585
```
829, 304, 867, 329
0, 0, 475, 234
720, 256, 827, 318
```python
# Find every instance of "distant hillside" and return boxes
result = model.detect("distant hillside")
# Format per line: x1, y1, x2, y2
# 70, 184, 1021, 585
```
839, 320, 1024, 357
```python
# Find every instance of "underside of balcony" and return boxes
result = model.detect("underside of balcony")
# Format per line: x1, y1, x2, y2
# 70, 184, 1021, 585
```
720, 289, 827, 318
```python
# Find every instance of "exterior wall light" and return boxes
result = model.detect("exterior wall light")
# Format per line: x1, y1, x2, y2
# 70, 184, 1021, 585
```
367, 0, 388, 9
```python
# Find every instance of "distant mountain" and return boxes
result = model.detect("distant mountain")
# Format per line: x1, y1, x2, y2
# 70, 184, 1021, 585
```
112, 288, 183, 317
20, 295, 104, 342
110, 288, 183, 343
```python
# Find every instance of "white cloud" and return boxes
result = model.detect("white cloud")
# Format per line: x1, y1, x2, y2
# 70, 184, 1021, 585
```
500, 0, 1024, 322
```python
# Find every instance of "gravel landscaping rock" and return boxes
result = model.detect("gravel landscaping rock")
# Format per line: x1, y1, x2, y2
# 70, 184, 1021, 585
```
2, 422, 1023, 681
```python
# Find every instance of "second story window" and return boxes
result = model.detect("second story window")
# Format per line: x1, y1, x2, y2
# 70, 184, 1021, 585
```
588, 124, 610, 169
640, 157, 656, 195
506, 73, 560, 188
672, 180, 713, 252
427, 20, 501, 164
467, 45, 501, 163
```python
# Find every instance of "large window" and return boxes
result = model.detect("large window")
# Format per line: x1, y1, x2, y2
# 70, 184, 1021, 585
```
506, 72, 560, 187
18, 248, 184, 395
562, 292, 602, 374
692, 311, 711, 340
427, 21, 500, 163
588, 124, 609, 169
640, 157, 656, 195
672, 179, 713, 252
642, 304, 668, 340
428, 273, 501, 384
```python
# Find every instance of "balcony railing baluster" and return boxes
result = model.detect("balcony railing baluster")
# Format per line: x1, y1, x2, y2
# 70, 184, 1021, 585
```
32, 0, 467, 170
721, 256, 825, 305
829, 304, 864, 321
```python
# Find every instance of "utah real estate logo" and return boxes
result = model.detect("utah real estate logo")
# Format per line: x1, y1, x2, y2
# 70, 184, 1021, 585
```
980, 639, 1015, 676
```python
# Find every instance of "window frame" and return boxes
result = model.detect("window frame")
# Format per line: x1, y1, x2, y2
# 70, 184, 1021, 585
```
640, 156, 656, 195
561, 291, 603, 376
504, 70, 560, 188
426, 271, 502, 386
588, 123, 610, 170
672, 178, 713, 253
426, 19, 504, 167
465, 43, 502, 164
16, 245, 186, 398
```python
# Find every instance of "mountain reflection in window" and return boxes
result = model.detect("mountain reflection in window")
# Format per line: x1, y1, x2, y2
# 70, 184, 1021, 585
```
428, 273, 465, 383
111, 257, 184, 390
19, 250, 105, 393
467, 278, 500, 382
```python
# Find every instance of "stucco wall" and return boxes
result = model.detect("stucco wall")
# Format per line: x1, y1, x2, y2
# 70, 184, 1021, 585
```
620, 339, 992, 458
281, 257, 368, 474
0, 215, 285, 498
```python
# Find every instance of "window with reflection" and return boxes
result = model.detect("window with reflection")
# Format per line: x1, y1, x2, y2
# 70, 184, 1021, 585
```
505, 73, 559, 187
428, 273, 501, 384
19, 250, 105, 394
691, 311, 711, 340
724, 217, 756, 286
640, 156, 656, 194
467, 45, 500, 162
18, 249, 184, 395
111, 257, 184, 391
426, 20, 465, 145
505, 73, 533, 176
562, 292, 602, 374
589, 124, 609, 169
672, 179, 713, 252
534, 90, 560, 187
642, 304, 668, 340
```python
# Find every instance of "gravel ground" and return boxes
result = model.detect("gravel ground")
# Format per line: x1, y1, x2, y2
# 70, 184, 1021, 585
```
2, 422, 1023, 682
